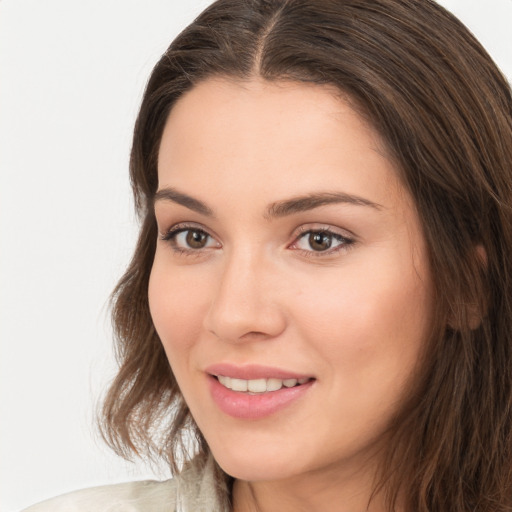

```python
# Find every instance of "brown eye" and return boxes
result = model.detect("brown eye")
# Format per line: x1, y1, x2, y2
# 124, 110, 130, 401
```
161, 226, 220, 253
186, 229, 208, 249
292, 228, 354, 256
308, 232, 333, 251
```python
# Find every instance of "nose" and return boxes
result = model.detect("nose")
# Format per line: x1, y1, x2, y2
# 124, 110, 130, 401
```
203, 248, 287, 343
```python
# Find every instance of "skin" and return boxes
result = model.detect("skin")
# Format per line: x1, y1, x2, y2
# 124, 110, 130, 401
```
149, 78, 434, 512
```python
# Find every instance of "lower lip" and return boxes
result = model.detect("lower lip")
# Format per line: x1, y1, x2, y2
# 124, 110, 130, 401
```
207, 375, 315, 420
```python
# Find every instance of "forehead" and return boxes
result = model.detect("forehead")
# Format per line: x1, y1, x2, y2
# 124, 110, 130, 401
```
157, 78, 404, 213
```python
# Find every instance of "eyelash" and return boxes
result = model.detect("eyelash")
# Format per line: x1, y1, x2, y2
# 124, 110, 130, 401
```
159, 223, 355, 258
159, 223, 217, 257
291, 226, 355, 258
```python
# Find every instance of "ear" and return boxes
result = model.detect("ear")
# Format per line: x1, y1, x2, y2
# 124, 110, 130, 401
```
475, 244, 487, 266
447, 244, 487, 331
467, 244, 487, 330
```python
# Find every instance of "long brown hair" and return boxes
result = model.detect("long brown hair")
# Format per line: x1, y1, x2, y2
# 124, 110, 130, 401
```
101, 0, 512, 509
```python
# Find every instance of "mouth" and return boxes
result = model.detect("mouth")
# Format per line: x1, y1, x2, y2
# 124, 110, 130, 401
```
205, 364, 316, 418
213, 375, 313, 394
207, 372, 316, 419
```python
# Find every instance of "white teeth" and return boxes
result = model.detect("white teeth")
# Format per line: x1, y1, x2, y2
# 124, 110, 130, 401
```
217, 375, 231, 388
216, 375, 310, 393
266, 378, 283, 392
247, 378, 267, 393
230, 378, 248, 392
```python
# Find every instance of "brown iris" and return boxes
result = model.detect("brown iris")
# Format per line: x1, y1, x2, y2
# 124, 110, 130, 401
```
186, 229, 208, 249
309, 232, 332, 251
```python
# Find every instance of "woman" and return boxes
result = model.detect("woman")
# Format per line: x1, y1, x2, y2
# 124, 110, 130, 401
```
24, 0, 512, 510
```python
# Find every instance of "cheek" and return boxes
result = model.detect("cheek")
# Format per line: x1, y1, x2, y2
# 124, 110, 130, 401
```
148, 259, 208, 361
291, 256, 432, 384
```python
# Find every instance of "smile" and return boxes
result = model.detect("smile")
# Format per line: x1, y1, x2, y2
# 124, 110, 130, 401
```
216, 375, 311, 394
207, 372, 315, 419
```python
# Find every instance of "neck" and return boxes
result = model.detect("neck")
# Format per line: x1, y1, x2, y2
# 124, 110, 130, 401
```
231, 459, 394, 512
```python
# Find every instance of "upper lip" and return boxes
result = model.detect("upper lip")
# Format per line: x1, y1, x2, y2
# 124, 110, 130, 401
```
205, 363, 314, 380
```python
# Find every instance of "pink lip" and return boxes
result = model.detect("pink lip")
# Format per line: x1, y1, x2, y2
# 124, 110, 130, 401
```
205, 363, 312, 380
205, 364, 315, 420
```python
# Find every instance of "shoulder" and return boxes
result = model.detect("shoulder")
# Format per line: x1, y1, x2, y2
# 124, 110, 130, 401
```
21, 455, 230, 512
21, 479, 176, 512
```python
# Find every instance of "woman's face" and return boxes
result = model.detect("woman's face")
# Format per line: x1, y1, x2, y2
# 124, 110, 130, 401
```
149, 78, 434, 483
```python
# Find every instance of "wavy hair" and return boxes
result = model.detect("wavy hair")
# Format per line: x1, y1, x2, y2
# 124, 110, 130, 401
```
101, 0, 512, 509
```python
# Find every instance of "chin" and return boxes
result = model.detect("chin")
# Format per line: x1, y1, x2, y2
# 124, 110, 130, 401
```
206, 435, 323, 483
214, 452, 297, 482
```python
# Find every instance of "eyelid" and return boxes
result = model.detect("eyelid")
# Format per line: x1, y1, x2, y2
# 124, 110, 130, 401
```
293, 224, 356, 239
159, 222, 222, 253
288, 224, 356, 257
159, 221, 215, 239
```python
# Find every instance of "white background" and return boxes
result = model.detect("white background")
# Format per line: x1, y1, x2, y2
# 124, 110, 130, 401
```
1, 1, 511, 511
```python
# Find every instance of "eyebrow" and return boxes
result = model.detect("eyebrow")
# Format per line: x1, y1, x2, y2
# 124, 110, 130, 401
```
266, 192, 383, 218
153, 187, 383, 218
153, 187, 214, 216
